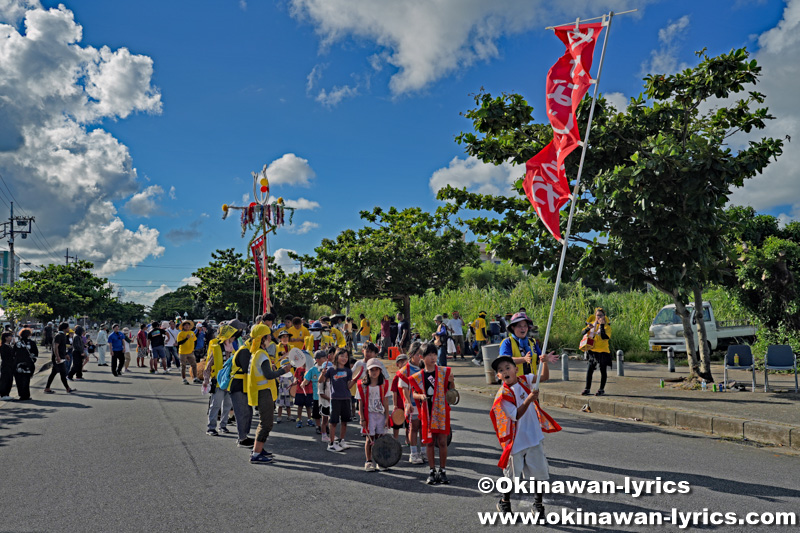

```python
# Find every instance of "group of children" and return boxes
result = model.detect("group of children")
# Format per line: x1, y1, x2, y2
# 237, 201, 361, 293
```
201, 315, 459, 485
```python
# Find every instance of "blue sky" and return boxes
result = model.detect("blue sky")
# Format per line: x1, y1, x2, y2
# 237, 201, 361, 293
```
0, 0, 796, 306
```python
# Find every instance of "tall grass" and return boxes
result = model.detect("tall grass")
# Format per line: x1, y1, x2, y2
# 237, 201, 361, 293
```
345, 276, 750, 355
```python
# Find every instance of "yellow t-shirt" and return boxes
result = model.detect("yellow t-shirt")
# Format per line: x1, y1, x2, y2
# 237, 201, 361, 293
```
177, 330, 196, 355
360, 318, 371, 337
331, 327, 346, 348
472, 317, 487, 341
287, 326, 309, 350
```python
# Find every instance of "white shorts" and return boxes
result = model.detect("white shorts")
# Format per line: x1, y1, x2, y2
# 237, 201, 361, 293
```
367, 413, 386, 436
504, 443, 550, 482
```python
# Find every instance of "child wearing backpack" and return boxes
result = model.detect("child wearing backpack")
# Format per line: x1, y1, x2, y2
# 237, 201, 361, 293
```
357, 358, 389, 471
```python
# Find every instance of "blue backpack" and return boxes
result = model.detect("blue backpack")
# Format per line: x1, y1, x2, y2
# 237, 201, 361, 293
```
216, 357, 235, 391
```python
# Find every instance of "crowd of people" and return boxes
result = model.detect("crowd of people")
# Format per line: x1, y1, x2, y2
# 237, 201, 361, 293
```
0, 307, 593, 512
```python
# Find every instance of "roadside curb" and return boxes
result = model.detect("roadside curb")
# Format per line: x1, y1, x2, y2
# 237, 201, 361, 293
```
456, 385, 800, 450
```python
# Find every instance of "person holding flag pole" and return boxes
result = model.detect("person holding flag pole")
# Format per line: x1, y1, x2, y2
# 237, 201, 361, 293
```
490, 9, 635, 514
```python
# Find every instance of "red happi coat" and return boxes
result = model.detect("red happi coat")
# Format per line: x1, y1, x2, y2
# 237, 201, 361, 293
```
409, 365, 452, 444
356, 380, 389, 435
490, 375, 561, 469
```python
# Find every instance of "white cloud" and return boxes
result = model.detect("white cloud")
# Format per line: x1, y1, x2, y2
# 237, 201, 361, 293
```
124, 185, 163, 217
266, 153, 316, 187
279, 197, 320, 210
307, 63, 326, 92
429, 155, 520, 196
289, 221, 320, 235
239, 0, 247, 11
641, 15, 690, 75
316, 84, 359, 107
729, 0, 800, 221
182, 276, 201, 286
605, 91, 628, 113
273, 248, 300, 273
0, 3, 164, 274
169, 186, 176, 200
290, 0, 649, 95
119, 283, 172, 307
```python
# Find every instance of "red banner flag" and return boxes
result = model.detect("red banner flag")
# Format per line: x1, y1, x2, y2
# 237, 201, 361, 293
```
524, 23, 603, 241
251, 235, 270, 314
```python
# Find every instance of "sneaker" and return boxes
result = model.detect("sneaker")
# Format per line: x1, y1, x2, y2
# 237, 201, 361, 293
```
364, 461, 377, 472
275, 417, 282, 424
193, 378, 202, 383
595, 389, 605, 396
497, 498, 512, 513
438, 469, 449, 484
471, 359, 483, 366
183, 379, 189, 385
150, 369, 156, 374
206, 429, 218, 436
321, 433, 328, 442
327, 443, 343, 452
219, 427, 230, 434
237, 437, 255, 448
259, 450, 274, 458
0, 395, 14, 401
67, 388, 77, 393
411, 453, 425, 464
307, 420, 315, 427
337, 439, 350, 450
296, 421, 303, 428
315, 426, 321, 434
426, 470, 438, 485
580, 389, 590, 396
250, 453, 274, 464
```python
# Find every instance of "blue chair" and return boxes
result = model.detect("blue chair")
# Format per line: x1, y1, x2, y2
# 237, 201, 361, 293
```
764, 345, 798, 393
724, 345, 756, 391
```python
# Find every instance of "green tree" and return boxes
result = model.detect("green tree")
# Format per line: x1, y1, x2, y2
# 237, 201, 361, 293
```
440, 48, 783, 381
5, 302, 53, 327
461, 261, 525, 291
1, 261, 112, 321
295, 206, 480, 318
192, 248, 257, 320
149, 285, 199, 321
102, 299, 146, 325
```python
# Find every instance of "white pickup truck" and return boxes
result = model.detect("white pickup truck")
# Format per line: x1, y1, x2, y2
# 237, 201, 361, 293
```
649, 301, 756, 353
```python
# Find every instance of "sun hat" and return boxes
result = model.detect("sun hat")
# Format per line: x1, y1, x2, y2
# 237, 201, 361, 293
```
434, 315, 444, 323
277, 330, 291, 338
395, 353, 409, 364
309, 321, 323, 331
181, 320, 194, 329
366, 358, 383, 371
508, 312, 533, 328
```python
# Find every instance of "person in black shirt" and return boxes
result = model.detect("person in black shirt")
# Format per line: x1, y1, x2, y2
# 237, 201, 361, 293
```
68, 326, 86, 380
44, 322, 75, 394
12, 328, 38, 401
0, 332, 15, 400
148, 321, 168, 374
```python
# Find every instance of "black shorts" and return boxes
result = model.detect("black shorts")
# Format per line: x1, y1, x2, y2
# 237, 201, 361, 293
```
330, 398, 351, 424
321, 405, 331, 417
294, 393, 313, 408
312, 399, 321, 420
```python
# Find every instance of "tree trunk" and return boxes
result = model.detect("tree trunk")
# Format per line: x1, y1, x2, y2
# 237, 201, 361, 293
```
673, 293, 701, 379
693, 285, 714, 382
401, 295, 411, 324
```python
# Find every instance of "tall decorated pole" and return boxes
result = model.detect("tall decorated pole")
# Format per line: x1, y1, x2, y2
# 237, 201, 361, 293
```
221, 164, 295, 315
523, 10, 634, 389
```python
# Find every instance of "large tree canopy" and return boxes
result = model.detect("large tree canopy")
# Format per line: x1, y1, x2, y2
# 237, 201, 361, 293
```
440, 48, 784, 380
294, 206, 480, 317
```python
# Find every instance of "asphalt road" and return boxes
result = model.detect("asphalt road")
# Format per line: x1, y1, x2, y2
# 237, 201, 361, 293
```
1, 365, 799, 532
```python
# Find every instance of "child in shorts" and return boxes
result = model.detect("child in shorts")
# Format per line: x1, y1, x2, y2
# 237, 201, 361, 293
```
325, 348, 357, 452
490, 354, 560, 514
275, 331, 293, 422
301, 351, 327, 434
318, 361, 332, 443
293, 364, 314, 428
357, 358, 389, 471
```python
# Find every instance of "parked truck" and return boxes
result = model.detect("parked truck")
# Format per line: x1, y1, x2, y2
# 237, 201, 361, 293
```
649, 301, 756, 353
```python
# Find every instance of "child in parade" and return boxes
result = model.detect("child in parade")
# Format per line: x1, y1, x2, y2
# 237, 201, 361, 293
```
409, 342, 455, 484
203, 324, 237, 436
490, 354, 560, 514
498, 312, 541, 378
358, 358, 389, 472
325, 348, 358, 452
274, 330, 293, 422
301, 351, 327, 434
293, 362, 315, 429
247, 325, 292, 464
318, 360, 333, 443
398, 343, 425, 464
304, 321, 333, 353
390, 353, 409, 441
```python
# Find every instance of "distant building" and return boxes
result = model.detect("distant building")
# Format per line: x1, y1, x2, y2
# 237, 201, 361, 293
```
478, 242, 501, 264
0, 250, 20, 307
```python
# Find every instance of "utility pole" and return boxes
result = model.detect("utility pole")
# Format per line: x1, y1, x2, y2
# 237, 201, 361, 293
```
1, 202, 34, 286
64, 248, 78, 265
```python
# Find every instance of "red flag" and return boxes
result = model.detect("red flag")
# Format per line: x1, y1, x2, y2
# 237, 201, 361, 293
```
251, 235, 271, 313
524, 23, 603, 241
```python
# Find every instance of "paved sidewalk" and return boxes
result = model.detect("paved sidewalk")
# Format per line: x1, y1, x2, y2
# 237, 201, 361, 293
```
440, 356, 800, 450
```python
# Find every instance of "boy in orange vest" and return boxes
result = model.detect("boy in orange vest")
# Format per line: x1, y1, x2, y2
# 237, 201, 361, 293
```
490, 355, 560, 514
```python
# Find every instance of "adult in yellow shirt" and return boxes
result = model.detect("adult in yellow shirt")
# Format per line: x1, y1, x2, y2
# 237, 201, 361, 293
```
358, 313, 371, 343
581, 307, 612, 397
304, 322, 334, 352
176, 320, 198, 384
286, 317, 310, 350
327, 317, 347, 348
470, 311, 488, 366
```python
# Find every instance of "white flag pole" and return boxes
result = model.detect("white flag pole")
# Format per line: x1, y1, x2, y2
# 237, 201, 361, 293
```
535, 11, 615, 389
